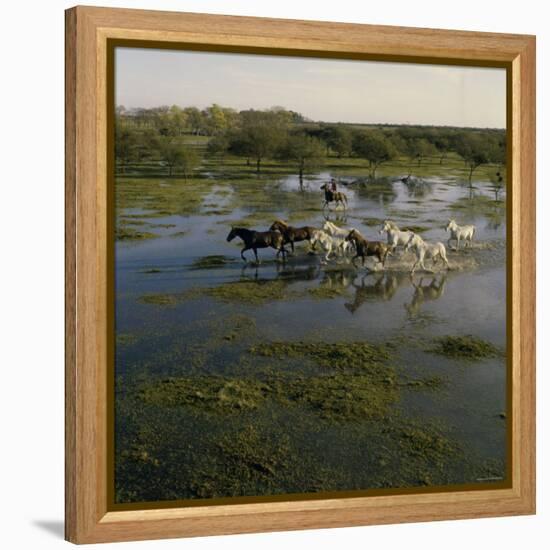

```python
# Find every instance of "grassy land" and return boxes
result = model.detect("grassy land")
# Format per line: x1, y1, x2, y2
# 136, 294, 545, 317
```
119, 144, 504, 184
115, 142, 506, 242
115, 325, 504, 502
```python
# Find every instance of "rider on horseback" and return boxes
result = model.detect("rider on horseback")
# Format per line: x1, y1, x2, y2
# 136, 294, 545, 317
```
321, 179, 347, 211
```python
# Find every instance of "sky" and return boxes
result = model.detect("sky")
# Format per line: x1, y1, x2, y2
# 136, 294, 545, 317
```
115, 47, 506, 129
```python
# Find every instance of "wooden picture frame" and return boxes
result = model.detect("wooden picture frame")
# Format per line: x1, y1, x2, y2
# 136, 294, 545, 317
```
65, 5, 536, 544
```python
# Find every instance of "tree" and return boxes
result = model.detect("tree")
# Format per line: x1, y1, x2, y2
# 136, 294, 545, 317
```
114, 125, 138, 174
490, 133, 507, 166
490, 170, 505, 201
404, 138, 437, 170
157, 138, 199, 179
183, 107, 205, 135
277, 133, 325, 183
134, 129, 160, 163
168, 105, 187, 135
152, 106, 187, 137
352, 131, 398, 179
202, 104, 238, 135
228, 110, 288, 173
433, 136, 451, 165
327, 126, 353, 158
454, 134, 493, 187
225, 130, 253, 166
267, 106, 294, 125
178, 147, 200, 180
206, 133, 230, 161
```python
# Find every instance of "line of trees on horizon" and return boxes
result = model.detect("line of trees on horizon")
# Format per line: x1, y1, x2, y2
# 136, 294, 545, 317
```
115, 104, 506, 185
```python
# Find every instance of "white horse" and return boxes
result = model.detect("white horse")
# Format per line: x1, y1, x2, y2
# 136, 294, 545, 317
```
405, 233, 450, 274
311, 230, 349, 261
379, 220, 414, 254
445, 219, 476, 250
322, 221, 355, 254
323, 221, 351, 239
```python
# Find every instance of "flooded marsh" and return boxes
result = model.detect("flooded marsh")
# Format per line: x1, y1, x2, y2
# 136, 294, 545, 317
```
115, 165, 507, 504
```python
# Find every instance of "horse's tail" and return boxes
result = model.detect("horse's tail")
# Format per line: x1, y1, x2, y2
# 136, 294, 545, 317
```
471, 226, 476, 240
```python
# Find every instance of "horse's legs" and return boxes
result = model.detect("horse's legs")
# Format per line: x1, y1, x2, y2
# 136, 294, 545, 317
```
290, 240, 295, 254
241, 246, 250, 262
411, 251, 423, 274
455, 235, 461, 251
253, 248, 259, 263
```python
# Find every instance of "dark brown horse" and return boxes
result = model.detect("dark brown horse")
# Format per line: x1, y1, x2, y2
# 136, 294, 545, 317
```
320, 183, 348, 211
346, 229, 390, 268
269, 220, 316, 253
227, 227, 287, 263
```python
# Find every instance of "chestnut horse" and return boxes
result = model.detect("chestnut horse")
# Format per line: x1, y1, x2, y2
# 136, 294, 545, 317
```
320, 183, 348, 211
269, 220, 316, 253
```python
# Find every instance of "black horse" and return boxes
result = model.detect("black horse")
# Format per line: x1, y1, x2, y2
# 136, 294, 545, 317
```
227, 227, 287, 263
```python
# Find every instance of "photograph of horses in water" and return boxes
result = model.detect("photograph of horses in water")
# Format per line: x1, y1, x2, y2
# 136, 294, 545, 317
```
113, 46, 509, 508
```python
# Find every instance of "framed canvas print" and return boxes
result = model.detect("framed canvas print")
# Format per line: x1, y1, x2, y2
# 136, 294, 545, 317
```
65, 6, 536, 544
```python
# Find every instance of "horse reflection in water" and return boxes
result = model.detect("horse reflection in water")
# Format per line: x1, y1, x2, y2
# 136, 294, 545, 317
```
241, 260, 320, 283
317, 269, 356, 293
344, 272, 410, 314
404, 274, 447, 317
322, 209, 348, 225
275, 261, 321, 282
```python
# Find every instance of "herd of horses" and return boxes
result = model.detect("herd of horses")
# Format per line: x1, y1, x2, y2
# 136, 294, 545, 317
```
226, 217, 477, 274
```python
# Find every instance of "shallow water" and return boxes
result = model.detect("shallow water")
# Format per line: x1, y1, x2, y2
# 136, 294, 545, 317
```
115, 171, 507, 503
